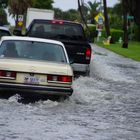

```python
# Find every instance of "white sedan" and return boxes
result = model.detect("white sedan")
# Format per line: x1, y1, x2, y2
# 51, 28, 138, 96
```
0, 36, 73, 98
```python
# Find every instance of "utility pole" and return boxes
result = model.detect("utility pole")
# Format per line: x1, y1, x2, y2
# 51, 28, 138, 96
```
122, 0, 128, 48
78, 0, 91, 38
103, 0, 111, 38
78, 0, 86, 25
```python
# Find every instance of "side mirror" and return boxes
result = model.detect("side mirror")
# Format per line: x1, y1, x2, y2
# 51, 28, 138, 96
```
69, 58, 74, 64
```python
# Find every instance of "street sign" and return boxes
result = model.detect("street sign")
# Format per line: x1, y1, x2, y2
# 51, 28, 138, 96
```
94, 13, 105, 24
127, 15, 134, 20
98, 16, 103, 24
17, 15, 24, 28
18, 21, 23, 26
18, 15, 24, 21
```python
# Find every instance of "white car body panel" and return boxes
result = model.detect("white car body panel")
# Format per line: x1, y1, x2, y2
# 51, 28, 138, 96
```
0, 36, 73, 96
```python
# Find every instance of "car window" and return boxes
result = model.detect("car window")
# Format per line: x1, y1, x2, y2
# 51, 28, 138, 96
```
0, 30, 11, 39
28, 22, 86, 41
0, 40, 67, 63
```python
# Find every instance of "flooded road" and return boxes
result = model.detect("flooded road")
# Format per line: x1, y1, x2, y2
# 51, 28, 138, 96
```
0, 44, 140, 140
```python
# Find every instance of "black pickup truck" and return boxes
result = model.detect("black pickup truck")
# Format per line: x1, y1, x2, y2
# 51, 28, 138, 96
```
26, 19, 92, 76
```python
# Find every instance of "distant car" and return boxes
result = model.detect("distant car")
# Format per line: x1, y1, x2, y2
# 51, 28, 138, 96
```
0, 36, 73, 99
0, 26, 11, 39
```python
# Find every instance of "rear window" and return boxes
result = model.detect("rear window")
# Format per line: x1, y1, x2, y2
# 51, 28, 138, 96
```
0, 40, 67, 63
0, 30, 11, 39
28, 22, 86, 41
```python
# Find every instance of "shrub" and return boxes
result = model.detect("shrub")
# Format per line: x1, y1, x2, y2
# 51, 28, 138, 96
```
102, 28, 124, 43
84, 24, 97, 42
133, 24, 140, 41
85, 25, 124, 43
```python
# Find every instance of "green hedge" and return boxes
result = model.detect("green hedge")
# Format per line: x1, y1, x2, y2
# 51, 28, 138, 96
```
102, 28, 124, 43
84, 24, 124, 43
133, 25, 140, 41
84, 24, 97, 42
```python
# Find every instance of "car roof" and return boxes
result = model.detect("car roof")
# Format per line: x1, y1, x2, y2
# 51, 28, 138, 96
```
0, 36, 64, 46
0, 26, 10, 32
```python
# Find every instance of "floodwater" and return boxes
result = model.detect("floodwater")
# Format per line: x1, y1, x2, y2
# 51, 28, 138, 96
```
0, 44, 140, 140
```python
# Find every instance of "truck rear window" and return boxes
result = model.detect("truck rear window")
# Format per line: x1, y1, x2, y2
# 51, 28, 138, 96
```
28, 22, 86, 41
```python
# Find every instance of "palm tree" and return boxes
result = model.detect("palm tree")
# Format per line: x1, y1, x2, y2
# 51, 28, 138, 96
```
0, 8, 8, 25
53, 8, 63, 19
86, 1, 100, 23
33, 0, 53, 9
8, 0, 34, 26
0, 0, 8, 8
0, 0, 8, 25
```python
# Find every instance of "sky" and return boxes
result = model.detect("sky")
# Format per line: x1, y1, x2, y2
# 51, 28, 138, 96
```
8, 0, 118, 25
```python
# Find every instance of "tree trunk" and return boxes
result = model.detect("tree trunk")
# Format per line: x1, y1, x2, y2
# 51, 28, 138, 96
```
122, 0, 128, 48
78, 0, 87, 27
15, 14, 18, 28
78, 0, 91, 41
103, 0, 111, 37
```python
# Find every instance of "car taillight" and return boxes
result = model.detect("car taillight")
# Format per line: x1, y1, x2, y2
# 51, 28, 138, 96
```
58, 76, 72, 82
47, 75, 72, 83
0, 70, 16, 79
86, 48, 91, 59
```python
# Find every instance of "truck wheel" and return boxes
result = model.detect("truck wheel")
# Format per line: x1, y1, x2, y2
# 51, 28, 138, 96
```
85, 70, 90, 77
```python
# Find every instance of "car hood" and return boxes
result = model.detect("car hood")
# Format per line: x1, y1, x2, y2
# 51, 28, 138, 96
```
0, 58, 73, 76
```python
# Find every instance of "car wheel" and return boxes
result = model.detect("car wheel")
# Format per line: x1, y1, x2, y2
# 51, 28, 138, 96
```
0, 91, 14, 99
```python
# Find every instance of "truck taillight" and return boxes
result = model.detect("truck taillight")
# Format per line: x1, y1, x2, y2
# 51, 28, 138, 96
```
51, 20, 64, 24
0, 70, 16, 79
86, 48, 91, 59
47, 75, 72, 83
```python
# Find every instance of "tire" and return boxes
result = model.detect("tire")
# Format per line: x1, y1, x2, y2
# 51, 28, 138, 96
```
85, 69, 90, 77
57, 95, 70, 102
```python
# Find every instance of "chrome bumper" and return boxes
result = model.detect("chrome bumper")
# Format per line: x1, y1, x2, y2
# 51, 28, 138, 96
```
71, 63, 90, 72
0, 82, 73, 96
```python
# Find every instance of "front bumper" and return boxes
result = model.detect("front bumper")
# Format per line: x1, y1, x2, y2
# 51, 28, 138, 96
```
0, 82, 73, 96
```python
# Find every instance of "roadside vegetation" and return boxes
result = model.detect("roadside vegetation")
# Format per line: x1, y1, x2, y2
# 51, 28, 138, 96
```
95, 40, 140, 62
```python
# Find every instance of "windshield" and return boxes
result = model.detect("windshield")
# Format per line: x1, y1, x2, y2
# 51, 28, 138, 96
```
0, 40, 67, 63
28, 22, 86, 41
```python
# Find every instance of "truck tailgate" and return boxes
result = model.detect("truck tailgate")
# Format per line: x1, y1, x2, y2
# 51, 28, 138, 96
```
61, 40, 91, 64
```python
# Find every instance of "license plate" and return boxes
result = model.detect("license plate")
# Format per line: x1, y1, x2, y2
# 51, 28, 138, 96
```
24, 76, 39, 84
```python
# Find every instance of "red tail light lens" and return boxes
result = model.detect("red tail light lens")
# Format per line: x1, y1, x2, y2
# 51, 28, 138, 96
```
10, 71, 17, 78
0, 70, 16, 79
47, 75, 57, 81
86, 48, 91, 59
0, 70, 6, 77
51, 20, 64, 24
58, 76, 72, 82
47, 75, 72, 83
